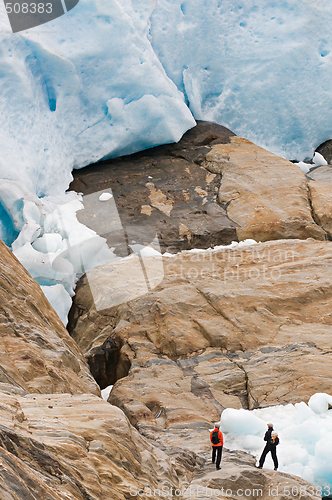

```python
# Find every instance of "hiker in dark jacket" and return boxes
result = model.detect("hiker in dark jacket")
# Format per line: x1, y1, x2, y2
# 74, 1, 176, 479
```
210, 423, 223, 470
257, 423, 279, 470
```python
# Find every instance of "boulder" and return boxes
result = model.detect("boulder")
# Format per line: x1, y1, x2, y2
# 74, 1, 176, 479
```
190, 449, 320, 500
204, 137, 326, 242
308, 180, 332, 238
316, 139, 332, 165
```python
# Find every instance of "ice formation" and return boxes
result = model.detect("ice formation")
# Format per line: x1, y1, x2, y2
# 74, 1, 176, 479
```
101, 385, 113, 401
151, 0, 332, 160
1, 0, 332, 198
220, 393, 332, 492
0, 0, 195, 197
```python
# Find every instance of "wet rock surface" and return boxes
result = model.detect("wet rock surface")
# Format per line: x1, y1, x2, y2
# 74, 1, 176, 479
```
70, 121, 238, 254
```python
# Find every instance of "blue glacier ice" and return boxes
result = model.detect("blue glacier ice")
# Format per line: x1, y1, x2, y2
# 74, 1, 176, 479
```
151, 0, 332, 160
0, 0, 195, 197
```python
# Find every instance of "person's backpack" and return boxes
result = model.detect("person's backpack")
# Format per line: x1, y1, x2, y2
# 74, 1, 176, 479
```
270, 435, 279, 446
211, 430, 220, 445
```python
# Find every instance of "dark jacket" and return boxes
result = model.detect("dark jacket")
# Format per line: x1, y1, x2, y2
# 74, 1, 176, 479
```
264, 428, 273, 443
263, 428, 279, 448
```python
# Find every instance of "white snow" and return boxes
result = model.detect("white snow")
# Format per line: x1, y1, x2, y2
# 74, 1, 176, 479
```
308, 393, 332, 414
163, 239, 258, 258
101, 385, 113, 401
313, 152, 328, 167
41, 284, 73, 325
99, 193, 113, 202
296, 162, 311, 174
219, 393, 332, 491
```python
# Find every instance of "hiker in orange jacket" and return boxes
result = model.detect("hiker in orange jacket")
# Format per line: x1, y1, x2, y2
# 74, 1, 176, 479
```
210, 422, 223, 470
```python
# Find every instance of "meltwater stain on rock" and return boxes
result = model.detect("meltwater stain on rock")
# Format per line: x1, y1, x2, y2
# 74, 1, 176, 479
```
70, 121, 238, 253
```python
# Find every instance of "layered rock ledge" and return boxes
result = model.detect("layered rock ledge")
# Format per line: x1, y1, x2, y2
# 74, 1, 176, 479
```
69, 239, 332, 439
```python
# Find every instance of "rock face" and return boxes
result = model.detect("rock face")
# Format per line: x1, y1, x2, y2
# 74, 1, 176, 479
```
0, 240, 186, 499
189, 449, 320, 500
70, 121, 238, 254
309, 180, 332, 238
71, 124, 331, 253
316, 139, 332, 165
0, 246, 318, 500
69, 239, 332, 431
67, 238, 332, 499
0, 239, 99, 396
0, 392, 181, 500
3, 123, 332, 498
204, 137, 326, 242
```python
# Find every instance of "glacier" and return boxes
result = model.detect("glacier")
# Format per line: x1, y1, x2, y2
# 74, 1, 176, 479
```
2, 0, 332, 322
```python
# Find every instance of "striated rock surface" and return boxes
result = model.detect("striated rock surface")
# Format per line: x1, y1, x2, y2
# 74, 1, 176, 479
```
70, 121, 238, 254
0, 392, 182, 500
71, 126, 331, 254
0, 239, 99, 396
69, 238, 332, 438
204, 137, 326, 242
0, 240, 184, 499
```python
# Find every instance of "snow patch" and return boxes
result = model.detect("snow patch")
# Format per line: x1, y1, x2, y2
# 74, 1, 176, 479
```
220, 394, 332, 490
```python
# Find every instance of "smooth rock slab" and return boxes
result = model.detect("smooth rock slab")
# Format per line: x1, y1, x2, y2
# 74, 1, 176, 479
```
0, 392, 181, 500
204, 137, 326, 242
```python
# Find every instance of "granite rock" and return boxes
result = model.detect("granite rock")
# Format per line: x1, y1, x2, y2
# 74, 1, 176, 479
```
204, 137, 326, 242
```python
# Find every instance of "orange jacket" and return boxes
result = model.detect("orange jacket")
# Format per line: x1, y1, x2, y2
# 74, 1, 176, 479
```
210, 428, 223, 447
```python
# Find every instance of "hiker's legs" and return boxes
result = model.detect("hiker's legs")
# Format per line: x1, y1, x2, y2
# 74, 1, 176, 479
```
212, 447, 216, 463
259, 445, 269, 467
216, 446, 223, 469
271, 448, 278, 469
